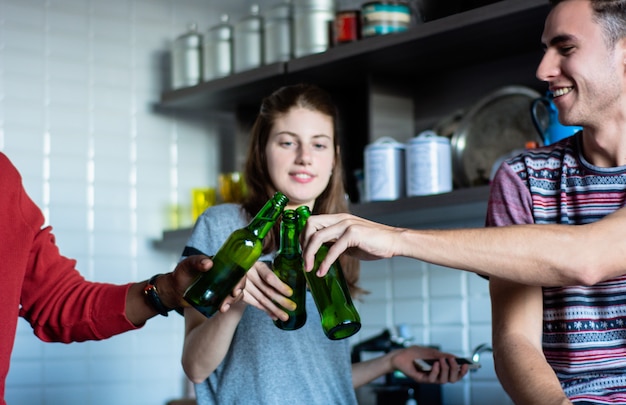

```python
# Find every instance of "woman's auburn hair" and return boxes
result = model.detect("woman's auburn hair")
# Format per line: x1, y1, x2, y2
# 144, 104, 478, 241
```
241, 83, 364, 297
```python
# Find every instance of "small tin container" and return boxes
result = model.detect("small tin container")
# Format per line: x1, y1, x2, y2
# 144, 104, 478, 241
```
171, 23, 203, 89
203, 14, 233, 81
364, 137, 406, 201
334, 9, 361, 44
293, 0, 336, 58
405, 130, 452, 196
233, 4, 264, 73
361, 1, 412, 37
264, 2, 293, 64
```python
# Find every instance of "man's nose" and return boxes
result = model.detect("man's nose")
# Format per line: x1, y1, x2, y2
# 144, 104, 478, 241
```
536, 51, 559, 83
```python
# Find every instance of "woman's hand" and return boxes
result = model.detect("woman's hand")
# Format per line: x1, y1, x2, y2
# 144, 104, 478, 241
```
243, 261, 297, 321
392, 346, 470, 384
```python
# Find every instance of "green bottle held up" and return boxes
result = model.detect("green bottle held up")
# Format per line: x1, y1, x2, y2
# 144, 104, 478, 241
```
296, 206, 361, 340
272, 209, 307, 330
184, 192, 289, 318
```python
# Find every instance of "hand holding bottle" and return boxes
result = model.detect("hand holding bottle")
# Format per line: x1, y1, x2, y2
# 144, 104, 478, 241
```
301, 212, 401, 277
162, 254, 245, 311
184, 192, 289, 318
296, 206, 361, 340
242, 261, 296, 322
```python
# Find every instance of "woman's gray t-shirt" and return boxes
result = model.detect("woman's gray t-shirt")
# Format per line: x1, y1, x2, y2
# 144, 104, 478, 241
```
182, 203, 357, 405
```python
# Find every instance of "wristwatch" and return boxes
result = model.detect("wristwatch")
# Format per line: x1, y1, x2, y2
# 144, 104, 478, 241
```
144, 274, 174, 317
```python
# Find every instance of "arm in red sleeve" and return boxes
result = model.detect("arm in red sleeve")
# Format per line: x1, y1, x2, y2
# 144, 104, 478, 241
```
19, 226, 138, 343
2, 153, 138, 342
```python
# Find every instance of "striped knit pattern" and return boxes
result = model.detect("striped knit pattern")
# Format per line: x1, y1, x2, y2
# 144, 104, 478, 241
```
491, 134, 626, 403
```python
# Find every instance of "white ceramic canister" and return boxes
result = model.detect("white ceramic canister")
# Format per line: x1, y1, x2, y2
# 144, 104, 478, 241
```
405, 130, 452, 196
264, 1, 293, 64
364, 137, 406, 201
171, 23, 203, 89
203, 14, 233, 81
293, 0, 336, 58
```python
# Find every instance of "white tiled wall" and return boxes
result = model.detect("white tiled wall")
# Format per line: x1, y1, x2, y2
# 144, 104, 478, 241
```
353, 224, 513, 405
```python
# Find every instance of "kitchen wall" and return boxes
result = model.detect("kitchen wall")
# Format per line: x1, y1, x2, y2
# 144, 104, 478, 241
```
1, 0, 511, 404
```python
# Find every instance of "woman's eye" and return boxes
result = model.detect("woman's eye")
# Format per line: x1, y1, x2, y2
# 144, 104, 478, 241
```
559, 45, 574, 55
314, 143, 328, 150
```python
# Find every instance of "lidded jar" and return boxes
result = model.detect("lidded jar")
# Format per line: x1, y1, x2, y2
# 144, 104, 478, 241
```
233, 4, 264, 73
293, 0, 336, 58
171, 23, 203, 89
203, 14, 233, 81
405, 130, 452, 196
364, 137, 406, 201
264, 1, 293, 64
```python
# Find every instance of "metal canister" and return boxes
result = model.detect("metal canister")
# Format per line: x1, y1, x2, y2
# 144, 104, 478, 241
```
203, 14, 233, 81
405, 130, 452, 196
364, 137, 406, 201
293, 0, 336, 58
171, 23, 203, 89
361, 1, 412, 37
264, 2, 293, 64
233, 4, 264, 73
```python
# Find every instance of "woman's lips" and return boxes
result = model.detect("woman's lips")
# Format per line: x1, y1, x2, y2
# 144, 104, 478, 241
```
291, 172, 315, 183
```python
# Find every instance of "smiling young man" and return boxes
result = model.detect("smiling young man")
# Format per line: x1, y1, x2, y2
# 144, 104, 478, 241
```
488, 1, 626, 403
301, 0, 626, 403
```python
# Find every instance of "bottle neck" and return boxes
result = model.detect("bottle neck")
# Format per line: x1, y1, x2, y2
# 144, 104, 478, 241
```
295, 206, 311, 234
279, 220, 299, 255
247, 193, 288, 239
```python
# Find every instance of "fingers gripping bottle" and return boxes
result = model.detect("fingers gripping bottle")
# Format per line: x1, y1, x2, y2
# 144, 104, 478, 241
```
184, 192, 289, 318
296, 206, 361, 340
272, 209, 307, 330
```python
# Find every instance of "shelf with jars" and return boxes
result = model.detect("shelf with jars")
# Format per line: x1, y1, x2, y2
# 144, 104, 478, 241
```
157, 0, 548, 111
152, 0, 550, 250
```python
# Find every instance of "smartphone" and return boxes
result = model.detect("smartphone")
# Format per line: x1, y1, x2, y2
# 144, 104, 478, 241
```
414, 357, 481, 372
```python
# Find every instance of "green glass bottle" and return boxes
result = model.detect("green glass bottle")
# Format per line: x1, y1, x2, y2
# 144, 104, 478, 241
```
272, 209, 307, 330
295, 206, 361, 340
184, 191, 289, 318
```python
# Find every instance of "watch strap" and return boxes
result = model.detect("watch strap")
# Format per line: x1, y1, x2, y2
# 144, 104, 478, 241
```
144, 274, 173, 317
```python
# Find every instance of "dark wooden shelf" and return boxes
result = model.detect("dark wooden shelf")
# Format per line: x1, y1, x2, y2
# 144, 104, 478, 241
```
286, 0, 548, 84
351, 185, 489, 228
153, 227, 192, 253
155, 0, 550, 111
